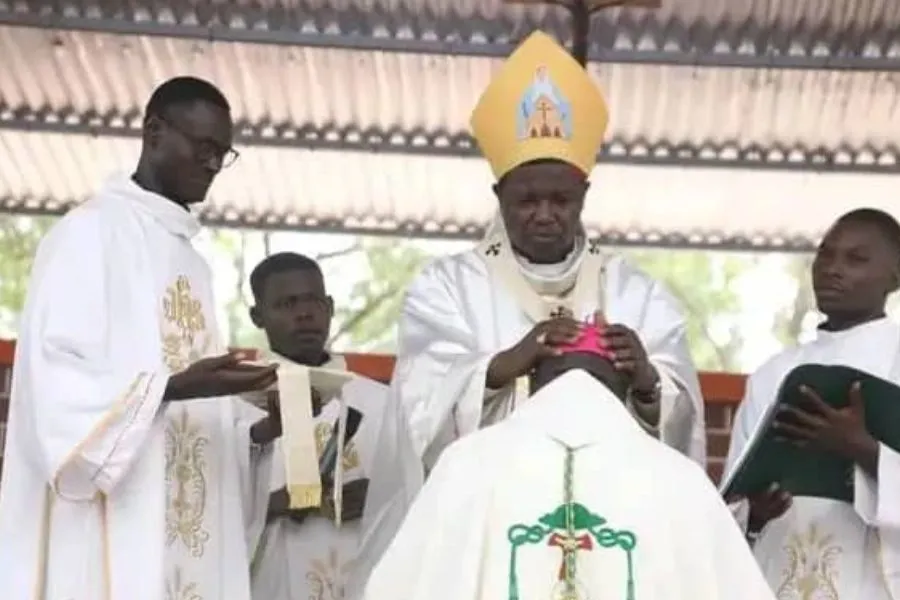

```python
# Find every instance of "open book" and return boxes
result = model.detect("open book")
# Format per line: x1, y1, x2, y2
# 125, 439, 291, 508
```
720, 364, 900, 502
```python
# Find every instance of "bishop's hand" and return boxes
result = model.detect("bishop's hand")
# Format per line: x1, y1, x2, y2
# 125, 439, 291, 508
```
486, 316, 583, 389
594, 312, 658, 395
164, 352, 278, 401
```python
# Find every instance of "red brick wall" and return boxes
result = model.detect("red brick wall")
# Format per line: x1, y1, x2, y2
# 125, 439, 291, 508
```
0, 342, 745, 483
0, 360, 9, 476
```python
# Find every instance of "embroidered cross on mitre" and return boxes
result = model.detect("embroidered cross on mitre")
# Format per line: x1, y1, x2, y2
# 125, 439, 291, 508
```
588, 238, 602, 255
485, 242, 502, 257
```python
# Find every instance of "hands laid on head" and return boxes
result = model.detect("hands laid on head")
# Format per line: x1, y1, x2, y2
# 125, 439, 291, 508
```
486, 316, 583, 388
486, 309, 659, 395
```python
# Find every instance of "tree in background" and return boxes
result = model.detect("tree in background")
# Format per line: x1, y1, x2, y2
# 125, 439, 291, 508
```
771, 255, 816, 346
209, 230, 428, 354
625, 250, 751, 372
0, 214, 832, 373
328, 240, 427, 352
0, 215, 57, 336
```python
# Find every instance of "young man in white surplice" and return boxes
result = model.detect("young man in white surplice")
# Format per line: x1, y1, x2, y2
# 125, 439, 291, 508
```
0, 77, 282, 600
247, 252, 420, 600
724, 208, 900, 600
390, 31, 705, 474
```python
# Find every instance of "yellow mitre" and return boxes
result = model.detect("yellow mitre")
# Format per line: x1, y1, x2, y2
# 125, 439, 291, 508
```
470, 30, 609, 180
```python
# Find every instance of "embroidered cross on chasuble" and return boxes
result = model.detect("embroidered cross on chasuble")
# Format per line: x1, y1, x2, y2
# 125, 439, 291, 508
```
506, 443, 638, 600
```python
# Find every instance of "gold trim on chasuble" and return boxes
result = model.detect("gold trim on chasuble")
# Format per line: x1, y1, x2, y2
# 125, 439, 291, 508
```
165, 409, 211, 557
165, 567, 203, 600
162, 276, 209, 372
34, 372, 157, 600
306, 547, 353, 600
161, 276, 212, 598
775, 522, 842, 600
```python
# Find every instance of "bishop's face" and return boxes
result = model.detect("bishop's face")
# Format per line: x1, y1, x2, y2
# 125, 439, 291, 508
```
494, 160, 588, 264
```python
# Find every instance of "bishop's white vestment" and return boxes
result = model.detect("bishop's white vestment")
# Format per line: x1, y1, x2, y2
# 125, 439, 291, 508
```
724, 317, 900, 600
251, 355, 412, 600
0, 175, 271, 600
364, 369, 775, 600
392, 225, 706, 470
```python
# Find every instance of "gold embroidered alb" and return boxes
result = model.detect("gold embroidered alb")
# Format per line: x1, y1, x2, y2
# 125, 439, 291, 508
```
776, 522, 842, 600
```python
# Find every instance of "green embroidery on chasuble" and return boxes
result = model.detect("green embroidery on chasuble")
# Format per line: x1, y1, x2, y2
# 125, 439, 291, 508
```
506, 444, 637, 600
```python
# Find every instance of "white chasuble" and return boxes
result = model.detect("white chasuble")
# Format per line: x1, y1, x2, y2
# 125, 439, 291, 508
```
364, 370, 775, 600
723, 317, 900, 600
393, 222, 705, 470
0, 175, 271, 600
251, 361, 390, 600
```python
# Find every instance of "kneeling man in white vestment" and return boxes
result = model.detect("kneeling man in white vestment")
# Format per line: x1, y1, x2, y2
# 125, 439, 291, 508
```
365, 344, 775, 600
0, 77, 281, 600
390, 31, 705, 475
247, 252, 419, 600
724, 208, 900, 600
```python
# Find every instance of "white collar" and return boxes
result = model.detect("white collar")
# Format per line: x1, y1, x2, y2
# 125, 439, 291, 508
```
104, 173, 201, 240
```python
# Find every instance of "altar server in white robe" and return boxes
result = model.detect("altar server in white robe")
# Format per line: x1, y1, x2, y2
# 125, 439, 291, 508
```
247, 253, 421, 600
391, 31, 705, 472
723, 208, 900, 600
0, 77, 282, 600
365, 348, 776, 600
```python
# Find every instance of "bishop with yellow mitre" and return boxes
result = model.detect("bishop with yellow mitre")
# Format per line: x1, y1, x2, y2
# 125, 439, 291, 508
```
387, 30, 706, 474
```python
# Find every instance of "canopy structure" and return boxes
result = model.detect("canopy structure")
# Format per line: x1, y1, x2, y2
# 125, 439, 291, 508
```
0, 0, 898, 250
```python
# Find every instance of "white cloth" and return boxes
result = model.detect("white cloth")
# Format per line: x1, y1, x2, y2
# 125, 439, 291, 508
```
252, 356, 417, 600
0, 174, 271, 600
723, 317, 900, 600
364, 370, 775, 600
392, 241, 705, 471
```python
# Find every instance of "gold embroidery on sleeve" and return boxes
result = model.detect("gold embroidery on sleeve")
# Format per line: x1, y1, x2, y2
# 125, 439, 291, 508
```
775, 522, 842, 600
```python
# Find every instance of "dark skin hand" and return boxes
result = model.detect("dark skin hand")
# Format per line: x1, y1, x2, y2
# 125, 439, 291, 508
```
164, 352, 277, 401
727, 484, 792, 534
249, 389, 283, 445
594, 312, 659, 394
774, 381, 880, 477
486, 316, 583, 389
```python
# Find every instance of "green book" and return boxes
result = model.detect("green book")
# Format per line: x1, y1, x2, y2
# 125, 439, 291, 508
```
721, 364, 900, 502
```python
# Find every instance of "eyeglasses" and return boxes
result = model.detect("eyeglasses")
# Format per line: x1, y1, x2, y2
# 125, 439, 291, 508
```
158, 115, 240, 170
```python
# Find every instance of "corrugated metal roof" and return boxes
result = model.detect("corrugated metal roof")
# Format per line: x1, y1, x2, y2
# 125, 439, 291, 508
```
3, 0, 899, 55
2, 26, 899, 156
1, 128, 897, 250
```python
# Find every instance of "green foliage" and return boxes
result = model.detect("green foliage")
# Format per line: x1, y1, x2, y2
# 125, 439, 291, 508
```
330, 239, 428, 352
208, 228, 268, 350
623, 249, 752, 371
0, 215, 57, 335
772, 255, 815, 347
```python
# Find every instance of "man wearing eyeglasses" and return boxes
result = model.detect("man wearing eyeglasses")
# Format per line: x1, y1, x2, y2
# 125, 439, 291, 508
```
0, 77, 278, 600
